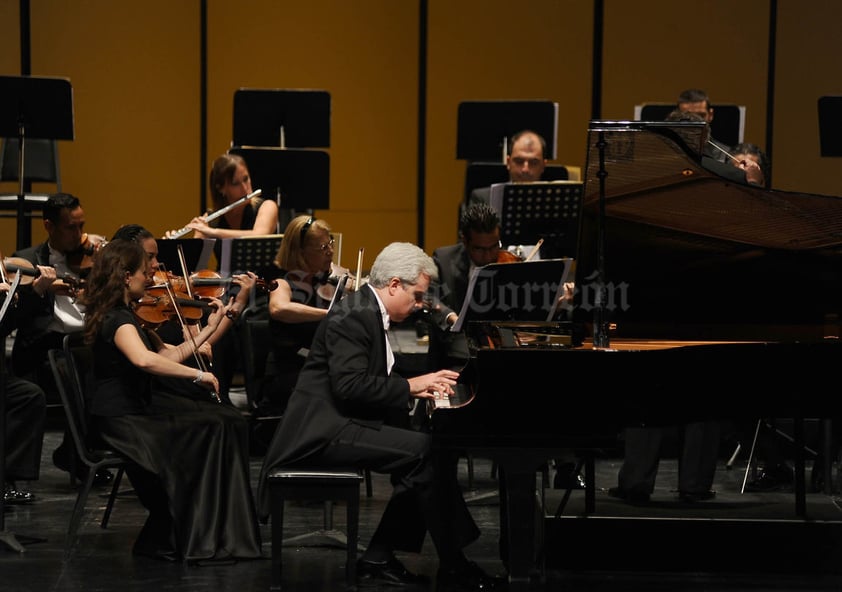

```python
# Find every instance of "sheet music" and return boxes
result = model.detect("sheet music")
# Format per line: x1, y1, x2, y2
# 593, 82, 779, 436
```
449, 259, 572, 333
451, 265, 484, 333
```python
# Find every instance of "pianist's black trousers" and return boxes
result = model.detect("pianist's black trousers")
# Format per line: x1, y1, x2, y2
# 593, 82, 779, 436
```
618, 420, 720, 496
315, 421, 481, 560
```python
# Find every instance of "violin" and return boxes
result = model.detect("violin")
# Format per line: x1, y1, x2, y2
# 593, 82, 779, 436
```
2, 256, 84, 297
153, 269, 277, 301
496, 250, 523, 263
132, 283, 209, 329
66, 233, 107, 277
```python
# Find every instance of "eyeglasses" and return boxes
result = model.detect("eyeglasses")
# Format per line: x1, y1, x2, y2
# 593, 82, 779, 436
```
309, 236, 335, 253
300, 216, 315, 242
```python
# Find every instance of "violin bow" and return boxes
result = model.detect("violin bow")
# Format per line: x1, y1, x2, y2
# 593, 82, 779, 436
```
167, 189, 262, 239
0, 270, 21, 326
159, 265, 220, 403
355, 248, 364, 292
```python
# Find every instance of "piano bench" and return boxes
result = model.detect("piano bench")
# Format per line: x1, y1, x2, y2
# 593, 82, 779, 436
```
267, 468, 364, 591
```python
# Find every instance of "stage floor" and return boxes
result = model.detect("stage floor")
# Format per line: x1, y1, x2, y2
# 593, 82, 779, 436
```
3, 429, 842, 591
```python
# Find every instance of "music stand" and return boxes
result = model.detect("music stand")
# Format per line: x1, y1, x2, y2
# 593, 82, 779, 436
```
233, 89, 330, 148
0, 75, 74, 250
818, 96, 842, 157
156, 238, 214, 273
489, 181, 584, 260
228, 147, 329, 212
451, 258, 574, 332
456, 100, 558, 162
218, 234, 284, 277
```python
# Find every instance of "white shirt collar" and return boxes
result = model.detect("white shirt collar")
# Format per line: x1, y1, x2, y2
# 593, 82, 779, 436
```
368, 284, 390, 331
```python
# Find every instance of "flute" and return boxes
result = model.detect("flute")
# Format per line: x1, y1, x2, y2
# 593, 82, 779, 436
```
167, 189, 262, 239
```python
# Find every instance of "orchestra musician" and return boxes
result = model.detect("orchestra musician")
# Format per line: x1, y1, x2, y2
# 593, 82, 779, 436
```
462, 129, 548, 221
164, 152, 279, 242
676, 87, 732, 164
9, 192, 113, 486
110, 223, 256, 406
259, 214, 339, 417
665, 109, 764, 186
428, 203, 584, 567
257, 242, 502, 591
77, 239, 262, 562
1, 278, 46, 506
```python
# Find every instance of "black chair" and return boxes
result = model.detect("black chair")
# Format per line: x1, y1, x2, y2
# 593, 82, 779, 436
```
47, 347, 135, 557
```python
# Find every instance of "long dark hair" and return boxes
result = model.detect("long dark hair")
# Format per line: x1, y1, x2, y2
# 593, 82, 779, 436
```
77, 239, 147, 345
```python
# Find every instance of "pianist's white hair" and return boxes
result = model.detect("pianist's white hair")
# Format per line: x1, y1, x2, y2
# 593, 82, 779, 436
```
368, 242, 438, 288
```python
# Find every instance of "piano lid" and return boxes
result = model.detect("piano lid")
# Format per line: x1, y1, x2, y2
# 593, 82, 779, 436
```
574, 120, 842, 341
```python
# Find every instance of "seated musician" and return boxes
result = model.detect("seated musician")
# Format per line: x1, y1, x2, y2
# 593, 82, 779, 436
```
464, 130, 548, 218
257, 242, 502, 591
10, 192, 113, 486
260, 215, 338, 416
1, 279, 46, 506
164, 152, 279, 242
111, 223, 256, 406
78, 239, 262, 562
665, 109, 764, 185
429, 203, 585, 493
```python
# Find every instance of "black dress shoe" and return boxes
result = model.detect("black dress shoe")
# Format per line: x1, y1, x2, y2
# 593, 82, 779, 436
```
607, 486, 650, 504
357, 557, 428, 587
437, 559, 504, 591
4, 482, 35, 505
678, 490, 716, 503
52, 448, 114, 487
745, 465, 793, 492
553, 471, 586, 490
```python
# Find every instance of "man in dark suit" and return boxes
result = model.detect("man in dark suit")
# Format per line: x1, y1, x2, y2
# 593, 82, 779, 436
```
2, 279, 46, 505
11, 193, 112, 486
257, 242, 501, 591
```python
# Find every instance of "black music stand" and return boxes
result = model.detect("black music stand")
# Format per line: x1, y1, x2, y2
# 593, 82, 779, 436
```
0, 75, 74, 250
218, 235, 283, 277
156, 238, 213, 274
228, 147, 329, 211
233, 89, 330, 148
456, 100, 558, 162
489, 181, 584, 260
818, 96, 842, 157
451, 258, 574, 333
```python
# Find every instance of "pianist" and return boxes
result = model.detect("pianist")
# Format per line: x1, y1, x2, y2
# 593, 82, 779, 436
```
257, 242, 502, 591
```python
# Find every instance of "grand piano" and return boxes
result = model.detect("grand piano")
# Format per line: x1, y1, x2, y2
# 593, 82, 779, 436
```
431, 120, 842, 591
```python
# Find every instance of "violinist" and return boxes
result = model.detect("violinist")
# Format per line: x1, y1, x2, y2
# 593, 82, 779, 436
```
111, 223, 257, 405
260, 215, 337, 416
77, 239, 262, 562
429, 203, 585, 524
164, 152, 279, 242
10, 192, 113, 487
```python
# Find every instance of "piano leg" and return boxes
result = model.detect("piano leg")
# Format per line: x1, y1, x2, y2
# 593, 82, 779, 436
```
497, 453, 545, 592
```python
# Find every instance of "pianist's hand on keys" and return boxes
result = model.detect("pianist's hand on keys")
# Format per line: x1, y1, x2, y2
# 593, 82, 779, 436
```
407, 369, 460, 404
